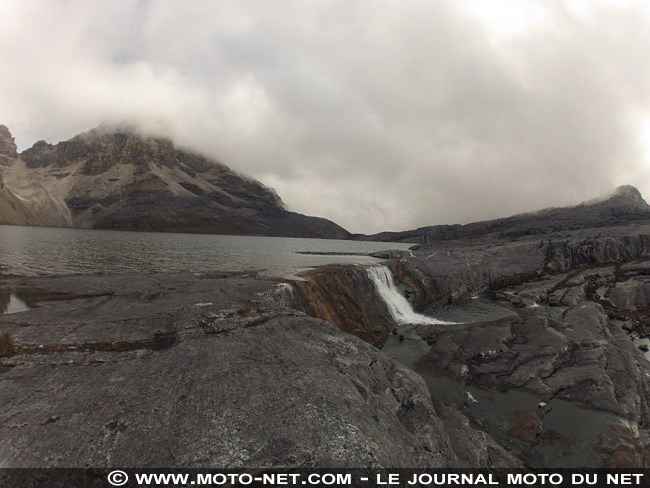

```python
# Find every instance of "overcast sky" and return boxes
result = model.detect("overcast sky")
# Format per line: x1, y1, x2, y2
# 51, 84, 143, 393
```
1, 0, 650, 233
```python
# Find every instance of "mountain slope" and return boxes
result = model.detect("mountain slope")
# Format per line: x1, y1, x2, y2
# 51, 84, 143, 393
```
0, 125, 350, 239
355, 185, 650, 243
0, 125, 34, 225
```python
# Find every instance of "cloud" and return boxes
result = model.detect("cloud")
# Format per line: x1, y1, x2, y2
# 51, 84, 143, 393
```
1, 0, 650, 233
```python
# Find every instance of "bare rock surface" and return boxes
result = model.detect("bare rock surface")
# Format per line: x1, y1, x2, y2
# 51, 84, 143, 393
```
365, 222, 650, 468
608, 279, 650, 311
293, 265, 395, 348
387, 224, 650, 310
0, 126, 33, 225
0, 272, 488, 468
0, 125, 17, 165
397, 254, 650, 467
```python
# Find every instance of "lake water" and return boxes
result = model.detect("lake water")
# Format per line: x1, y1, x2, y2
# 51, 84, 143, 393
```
0, 225, 412, 278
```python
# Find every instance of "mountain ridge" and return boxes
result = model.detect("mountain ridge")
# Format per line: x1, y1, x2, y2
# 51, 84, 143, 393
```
2, 123, 648, 242
0, 124, 350, 239
354, 183, 650, 243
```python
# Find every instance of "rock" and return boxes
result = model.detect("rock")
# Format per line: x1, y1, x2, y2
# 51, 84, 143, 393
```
0, 272, 461, 468
354, 218, 650, 468
292, 265, 395, 348
608, 278, 650, 311
0, 126, 32, 225
566, 275, 586, 287
434, 404, 522, 468
411, 280, 650, 467
0, 176, 32, 225
1, 316, 454, 467
0, 125, 17, 165
380, 226, 650, 310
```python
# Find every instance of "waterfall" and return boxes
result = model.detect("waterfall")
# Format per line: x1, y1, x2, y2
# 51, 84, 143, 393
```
366, 266, 451, 325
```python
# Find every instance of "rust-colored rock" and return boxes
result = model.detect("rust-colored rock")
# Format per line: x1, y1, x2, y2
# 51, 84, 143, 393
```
294, 266, 393, 348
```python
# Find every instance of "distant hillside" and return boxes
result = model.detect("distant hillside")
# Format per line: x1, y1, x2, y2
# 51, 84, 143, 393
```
354, 185, 650, 243
0, 124, 350, 239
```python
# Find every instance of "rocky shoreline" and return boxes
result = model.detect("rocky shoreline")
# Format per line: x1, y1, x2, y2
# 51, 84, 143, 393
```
0, 271, 513, 468
2, 218, 650, 468
2, 187, 650, 468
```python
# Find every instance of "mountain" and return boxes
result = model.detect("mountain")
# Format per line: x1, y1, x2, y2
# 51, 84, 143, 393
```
355, 184, 650, 243
0, 125, 33, 225
0, 125, 350, 239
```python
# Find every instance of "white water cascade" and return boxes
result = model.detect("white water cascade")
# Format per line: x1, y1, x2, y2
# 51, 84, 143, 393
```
366, 266, 452, 325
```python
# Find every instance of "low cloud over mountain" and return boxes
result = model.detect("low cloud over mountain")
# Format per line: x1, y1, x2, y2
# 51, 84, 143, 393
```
2, 0, 650, 233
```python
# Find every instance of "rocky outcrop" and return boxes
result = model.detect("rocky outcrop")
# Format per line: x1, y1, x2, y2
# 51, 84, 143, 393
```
273, 225, 650, 464
0, 271, 509, 468
0, 124, 350, 239
0, 125, 17, 166
357, 185, 650, 243
293, 265, 395, 348
406, 261, 650, 467
608, 279, 650, 311
0, 126, 32, 225
383, 225, 650, 311
3, 133, 650, 470
354, 220, 650, 468
546, 233, 650, 272
0, 176, 32, 226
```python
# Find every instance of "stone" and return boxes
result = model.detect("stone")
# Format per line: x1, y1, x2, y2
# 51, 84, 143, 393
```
0, 125, 17, 165
0, 272, 460, 468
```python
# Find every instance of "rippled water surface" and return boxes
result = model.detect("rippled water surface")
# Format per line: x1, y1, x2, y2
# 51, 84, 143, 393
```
0, 225, 411, 277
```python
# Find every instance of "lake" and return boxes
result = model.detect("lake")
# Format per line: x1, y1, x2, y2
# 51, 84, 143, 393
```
0, 225, 411, 277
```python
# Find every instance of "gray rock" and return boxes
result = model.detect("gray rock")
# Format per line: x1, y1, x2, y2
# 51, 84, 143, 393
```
0, 272, 469, 468
1, 316, 455, 467
0, 125, 17, 165
385, 225, 650, 309
608, 278, 650, 311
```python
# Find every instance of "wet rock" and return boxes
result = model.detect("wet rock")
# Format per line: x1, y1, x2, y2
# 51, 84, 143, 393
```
414, 289, 650, 467
435, 404, 522, 468
515, 276, 564, 303
384, 224, 650, 313
293, 266, 394, 348
507, 410, 544, 444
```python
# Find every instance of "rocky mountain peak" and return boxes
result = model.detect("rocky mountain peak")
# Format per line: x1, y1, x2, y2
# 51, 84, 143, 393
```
0, 123, 348, 238
0, 124, 18, 165
609, 184, 648, 208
